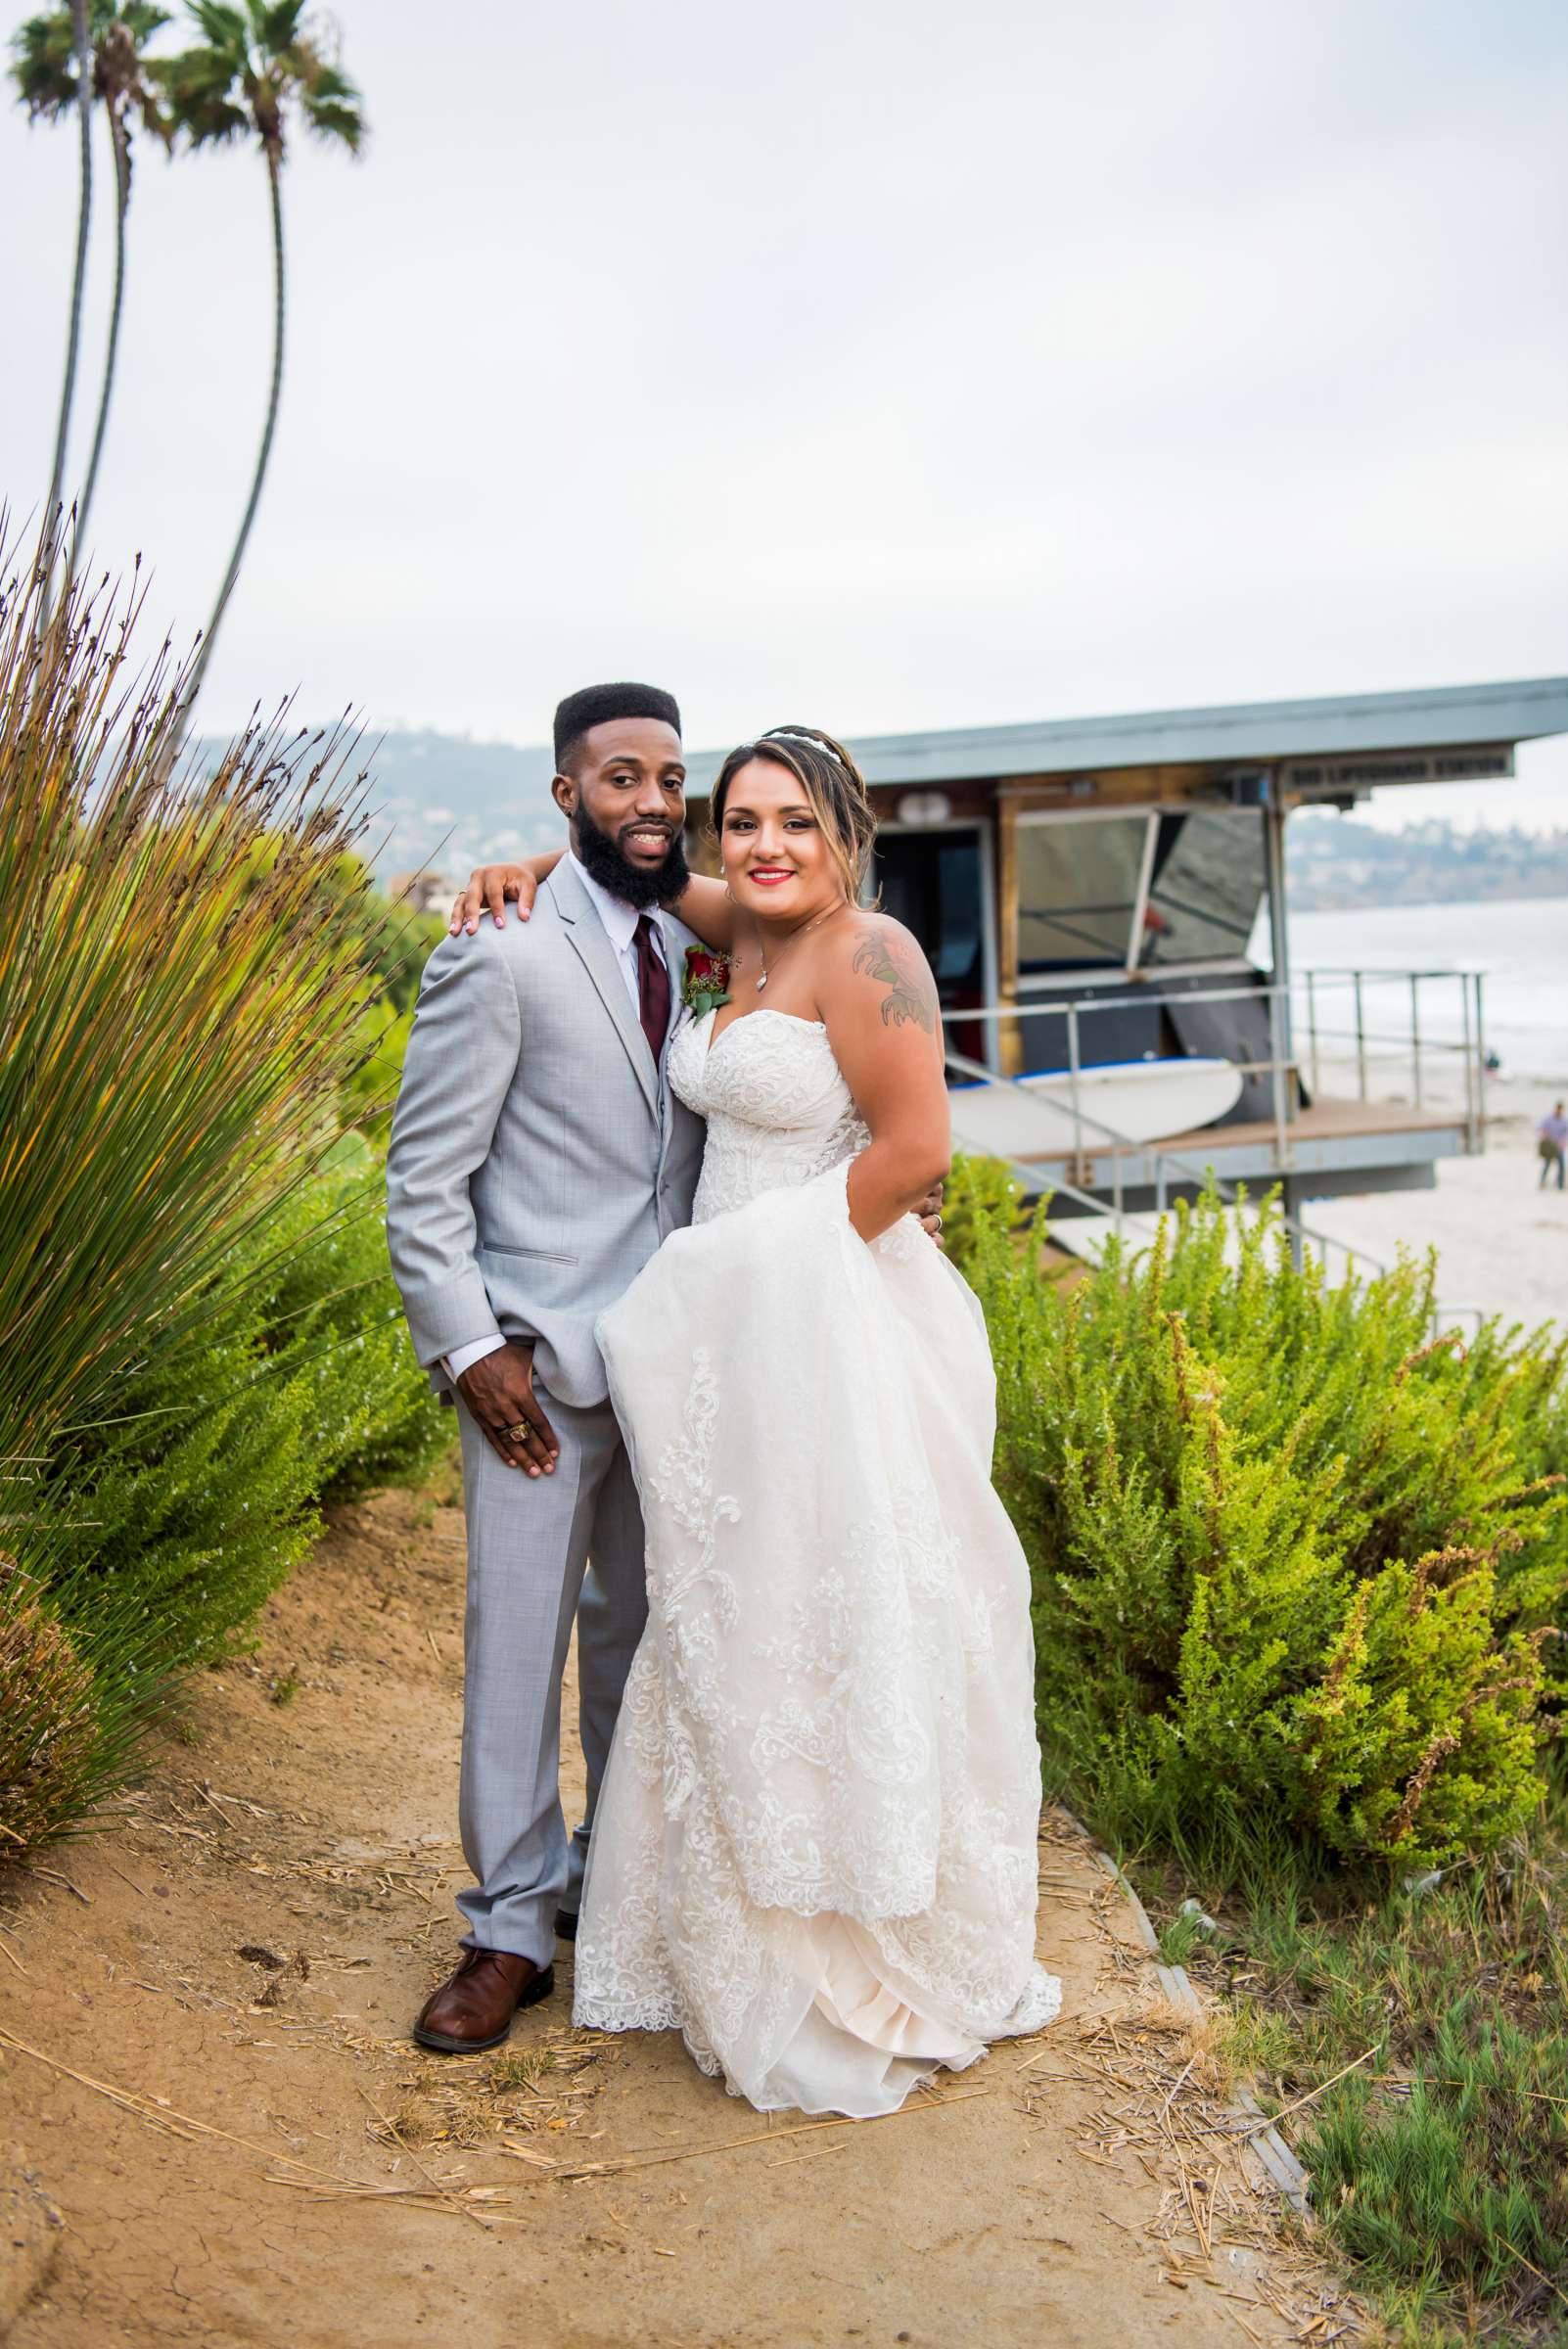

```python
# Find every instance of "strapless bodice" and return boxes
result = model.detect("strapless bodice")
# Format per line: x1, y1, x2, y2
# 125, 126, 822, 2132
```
669, 1007, 870, 1225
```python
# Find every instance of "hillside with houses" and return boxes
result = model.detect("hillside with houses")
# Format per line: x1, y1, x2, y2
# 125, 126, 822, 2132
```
1287, 811, 1568, 908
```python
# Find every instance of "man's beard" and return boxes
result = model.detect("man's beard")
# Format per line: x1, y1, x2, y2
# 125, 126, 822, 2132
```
573, 801, 690, 910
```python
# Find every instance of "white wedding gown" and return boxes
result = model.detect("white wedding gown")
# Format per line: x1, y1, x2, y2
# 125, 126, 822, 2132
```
574, 1007, 1061, 2116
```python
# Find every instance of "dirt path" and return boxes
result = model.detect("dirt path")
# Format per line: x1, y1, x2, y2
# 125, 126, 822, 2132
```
0, 1480, 1353, 2348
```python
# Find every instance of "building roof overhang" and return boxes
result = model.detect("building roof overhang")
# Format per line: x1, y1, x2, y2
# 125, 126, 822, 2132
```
682, 676, 1568, 797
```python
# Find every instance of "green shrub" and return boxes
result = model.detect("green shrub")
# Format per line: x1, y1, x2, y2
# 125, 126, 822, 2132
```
36, 1139, 446, 1684
942, 1151, 1026, 1278
963, 1185, 1567, 1869
327, 876, 442, 1141
255, 1135, 447, 1504
342, 999, 415, 1142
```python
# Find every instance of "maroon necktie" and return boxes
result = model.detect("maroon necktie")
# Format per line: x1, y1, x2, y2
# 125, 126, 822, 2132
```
634, 914, 670, 1065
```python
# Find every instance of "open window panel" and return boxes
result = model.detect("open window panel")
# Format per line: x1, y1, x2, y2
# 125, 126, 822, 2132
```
1137, 806, 1268, 968
1015, 812, 1151, 975
1013, 806, 1272, 1093
1016, 806, 1268, 978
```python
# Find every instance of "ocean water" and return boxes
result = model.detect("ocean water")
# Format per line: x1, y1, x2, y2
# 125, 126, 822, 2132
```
1267, 895, 1568, 1084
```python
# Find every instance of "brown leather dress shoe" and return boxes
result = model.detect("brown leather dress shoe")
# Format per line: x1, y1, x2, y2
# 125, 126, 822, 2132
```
412, 1948, 555, 2052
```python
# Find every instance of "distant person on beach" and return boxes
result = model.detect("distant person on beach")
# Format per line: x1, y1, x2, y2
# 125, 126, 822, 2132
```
1539, 1101, 1567, 1189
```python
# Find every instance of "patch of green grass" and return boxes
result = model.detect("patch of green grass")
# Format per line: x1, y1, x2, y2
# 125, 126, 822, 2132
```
1307, 1997, 1568, 2334
1133, 1778, 1568, 2343
1216, 2003, 1297, 2099
1155, 1905, 1210, 1967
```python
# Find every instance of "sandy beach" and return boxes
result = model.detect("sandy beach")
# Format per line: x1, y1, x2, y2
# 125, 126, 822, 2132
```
1297, 1075, 1566, 1331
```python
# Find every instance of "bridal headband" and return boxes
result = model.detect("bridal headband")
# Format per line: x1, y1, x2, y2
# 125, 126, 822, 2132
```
760, 727, 851, 768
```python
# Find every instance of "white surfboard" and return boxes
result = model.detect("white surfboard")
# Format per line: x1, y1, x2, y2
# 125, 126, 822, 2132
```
948, 1056, 1244, 1160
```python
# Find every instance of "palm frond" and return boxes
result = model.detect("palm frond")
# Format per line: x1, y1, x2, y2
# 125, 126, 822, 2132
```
133, 78, 174, 142
13, 4, 177, 120
153, 39, 246, 139
154, 0, 363, 161
186, 1, 249, 54
300, 88, 361, 149
9, 14, 81, 117
301, 59, 354, 101
254, 0, 304, 49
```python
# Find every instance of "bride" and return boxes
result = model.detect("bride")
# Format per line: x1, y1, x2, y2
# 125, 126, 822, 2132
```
467, 725, 1058, 2118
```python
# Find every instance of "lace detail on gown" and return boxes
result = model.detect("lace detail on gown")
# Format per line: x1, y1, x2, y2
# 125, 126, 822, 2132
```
678, 1011, 870, 1225
576, 1008, 1061, 2116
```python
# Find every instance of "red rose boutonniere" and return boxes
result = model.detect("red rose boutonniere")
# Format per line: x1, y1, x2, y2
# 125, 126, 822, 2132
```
681, 944, 731, 1018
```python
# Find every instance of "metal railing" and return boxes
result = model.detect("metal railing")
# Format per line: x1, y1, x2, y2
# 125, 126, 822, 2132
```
945, 966, 1491, 1330
1296, 967, 1488, 1148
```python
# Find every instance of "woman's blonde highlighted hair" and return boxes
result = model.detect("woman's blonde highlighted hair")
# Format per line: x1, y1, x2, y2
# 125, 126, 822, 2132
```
711, 725, 877, 905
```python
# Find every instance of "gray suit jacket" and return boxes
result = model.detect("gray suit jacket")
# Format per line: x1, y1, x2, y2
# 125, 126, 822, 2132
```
385, 860, 707, 1409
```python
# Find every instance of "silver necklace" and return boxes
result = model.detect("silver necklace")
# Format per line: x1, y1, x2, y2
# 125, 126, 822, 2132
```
755, 901, 843, 992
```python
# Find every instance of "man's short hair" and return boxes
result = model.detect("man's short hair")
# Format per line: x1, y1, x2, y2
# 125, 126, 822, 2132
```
553, 682, 681, 770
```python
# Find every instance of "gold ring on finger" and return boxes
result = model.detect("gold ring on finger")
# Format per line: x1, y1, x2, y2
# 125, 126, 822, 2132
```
505, 1419, 532, 1442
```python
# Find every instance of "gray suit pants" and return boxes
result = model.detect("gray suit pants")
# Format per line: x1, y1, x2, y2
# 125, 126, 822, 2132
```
454, 1381, 647, 1966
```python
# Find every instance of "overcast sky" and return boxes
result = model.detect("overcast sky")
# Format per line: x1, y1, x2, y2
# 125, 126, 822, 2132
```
6, 0, 1566, 831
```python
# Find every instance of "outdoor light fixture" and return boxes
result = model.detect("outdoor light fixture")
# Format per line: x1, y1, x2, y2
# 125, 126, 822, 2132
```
895, 791, 953, 826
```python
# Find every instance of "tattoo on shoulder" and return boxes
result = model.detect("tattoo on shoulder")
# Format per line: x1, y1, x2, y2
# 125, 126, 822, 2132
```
851, 924, 938, 1033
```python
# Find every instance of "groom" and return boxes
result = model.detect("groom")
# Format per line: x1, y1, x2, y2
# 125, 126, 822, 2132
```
386, 682, 707, 2051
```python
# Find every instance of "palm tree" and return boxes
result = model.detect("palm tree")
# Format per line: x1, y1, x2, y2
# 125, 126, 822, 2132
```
10, 5, 173, 577
160, 2, 363, 716
12, 0, 95, 616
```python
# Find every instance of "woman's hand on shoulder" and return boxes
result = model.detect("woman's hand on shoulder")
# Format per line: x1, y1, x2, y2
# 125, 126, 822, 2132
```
449, 852, 561, 936
669, 874, 738, 953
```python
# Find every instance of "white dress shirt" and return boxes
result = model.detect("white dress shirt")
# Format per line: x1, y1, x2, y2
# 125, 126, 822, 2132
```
566, 852, 668, 1015
443, 856, 669, 1387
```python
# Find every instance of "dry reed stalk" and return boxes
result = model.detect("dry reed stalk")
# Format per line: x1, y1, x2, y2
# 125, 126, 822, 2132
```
0, 2020, 371, 2185
1174, 2048, 1378, 2145
532, 2085, 995, 2186
196, 1783, 241, 1829
357, 2086, 489, 2233
1499, 2241, 1568, 2312
263, 2174, 526, 2223
29, 1867, 90, 1904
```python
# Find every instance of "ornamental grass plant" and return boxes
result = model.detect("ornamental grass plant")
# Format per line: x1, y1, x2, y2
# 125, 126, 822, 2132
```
0, 529, 386, 1491
0, 524, 426, 1854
